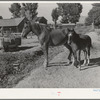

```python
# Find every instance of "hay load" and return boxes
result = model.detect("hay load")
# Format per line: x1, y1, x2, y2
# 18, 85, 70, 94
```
2, 33, 21, 52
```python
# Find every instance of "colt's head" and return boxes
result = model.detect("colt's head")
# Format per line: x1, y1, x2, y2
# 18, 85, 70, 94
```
67, 28, 75, 45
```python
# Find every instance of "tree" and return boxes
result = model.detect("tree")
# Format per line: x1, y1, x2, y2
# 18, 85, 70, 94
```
85, 3, 100, 26
20, 3, 38, 20
51, 8, 59, 29
0, 16, 3, 19
9, 3, 38, 20
9, 3, 21, 18
85, 17, 93, 26
92, 3, 100, 7
57, 3, 83, 24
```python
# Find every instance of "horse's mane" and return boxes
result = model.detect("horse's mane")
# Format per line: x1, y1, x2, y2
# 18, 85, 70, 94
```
33, 23, 52, 35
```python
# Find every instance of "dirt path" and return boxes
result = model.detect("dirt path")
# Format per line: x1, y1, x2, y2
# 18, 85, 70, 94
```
15, 32, 100, 88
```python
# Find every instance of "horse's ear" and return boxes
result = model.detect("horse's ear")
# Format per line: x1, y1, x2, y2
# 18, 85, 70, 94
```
24, 20, 27, 24
24, 20, 29, 24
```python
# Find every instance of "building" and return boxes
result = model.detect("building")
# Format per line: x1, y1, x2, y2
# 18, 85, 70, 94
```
0, 17, 28, 33
36, 17, 48, 24
0, 16, 47, 34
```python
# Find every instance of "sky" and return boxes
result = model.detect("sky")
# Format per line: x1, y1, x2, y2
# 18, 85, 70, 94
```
0, 3, 92, 23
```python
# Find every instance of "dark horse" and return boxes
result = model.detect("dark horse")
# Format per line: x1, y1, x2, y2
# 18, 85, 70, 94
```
22, 20, 73, 69
67, 28, 92, 70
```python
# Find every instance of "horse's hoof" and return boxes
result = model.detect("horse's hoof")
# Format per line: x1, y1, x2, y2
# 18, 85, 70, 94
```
68, 61, 72, 65
71, 64, 74, 66
78, 66, 81, 70
74, 61, 79, 68
81, 64, 86, 66
86, 63, 89, 66
81, 64, 84, 66
74, 64, 78, 68
43, 64, 48, 69
43, 63, 48, 68
75, 66, 78, 68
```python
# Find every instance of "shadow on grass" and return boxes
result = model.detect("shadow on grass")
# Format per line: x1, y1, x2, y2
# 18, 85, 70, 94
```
81, 57, 100, 70
48, 57, 100, 70
8, 45, 37, 52
48, 61, 71, 67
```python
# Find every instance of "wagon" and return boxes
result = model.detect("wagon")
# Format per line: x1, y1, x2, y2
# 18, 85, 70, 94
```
1, 33, 21, 52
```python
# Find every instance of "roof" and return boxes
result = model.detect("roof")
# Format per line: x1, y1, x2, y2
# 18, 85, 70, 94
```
36, 17, 47, 21
0, 17, 25, 27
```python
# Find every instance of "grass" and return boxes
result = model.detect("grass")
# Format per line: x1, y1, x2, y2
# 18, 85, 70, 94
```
75, 25, 92, 34
0, 45, 64, 88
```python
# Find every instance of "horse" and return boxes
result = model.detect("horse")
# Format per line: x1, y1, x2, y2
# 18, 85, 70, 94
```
67, 28, 92, 70
22, 20, 73, 69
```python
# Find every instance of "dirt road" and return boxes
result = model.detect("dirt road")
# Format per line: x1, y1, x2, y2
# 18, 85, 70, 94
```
15, 32, 100, 88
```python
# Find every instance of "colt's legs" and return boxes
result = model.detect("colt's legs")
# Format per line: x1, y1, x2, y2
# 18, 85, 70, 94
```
82, 50, 87, 66
64, 44, 73, 64
87, 47, 90, 65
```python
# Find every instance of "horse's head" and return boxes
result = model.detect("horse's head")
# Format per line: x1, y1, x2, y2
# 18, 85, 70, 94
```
67, 28, 76, 45
22, 21, 32, 38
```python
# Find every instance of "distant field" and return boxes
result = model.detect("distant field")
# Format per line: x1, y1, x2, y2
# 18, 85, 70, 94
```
75, 25, 92, 34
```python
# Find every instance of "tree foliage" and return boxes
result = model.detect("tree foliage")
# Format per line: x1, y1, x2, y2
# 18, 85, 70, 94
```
51, 8, 59, 28
92, 3, 100, 7
9, 3, 38, 20
85, 3, 100, 26
21, 3, 38, 20
0, 16, 3, 19
9, 3, 21, 18
57, 3, 83, 24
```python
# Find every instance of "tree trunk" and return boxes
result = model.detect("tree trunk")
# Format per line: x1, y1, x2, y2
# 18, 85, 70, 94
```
92, 22, 94, 30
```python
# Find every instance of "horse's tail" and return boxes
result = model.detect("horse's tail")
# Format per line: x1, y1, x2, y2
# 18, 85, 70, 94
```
90, 42, 93, 48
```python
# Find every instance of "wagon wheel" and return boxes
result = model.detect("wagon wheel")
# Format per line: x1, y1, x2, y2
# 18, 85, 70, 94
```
2, 41, 9, 52
14, 45, 18, 51
3, 45, 9, 52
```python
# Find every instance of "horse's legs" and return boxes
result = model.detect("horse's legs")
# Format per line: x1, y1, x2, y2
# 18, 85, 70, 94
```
43, 43, 48, 69
64, 44, 72, 64
82, 50, 87, 66
77, 50, 81, 70
73, 51, 78, 68
71, 55, 75, 66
